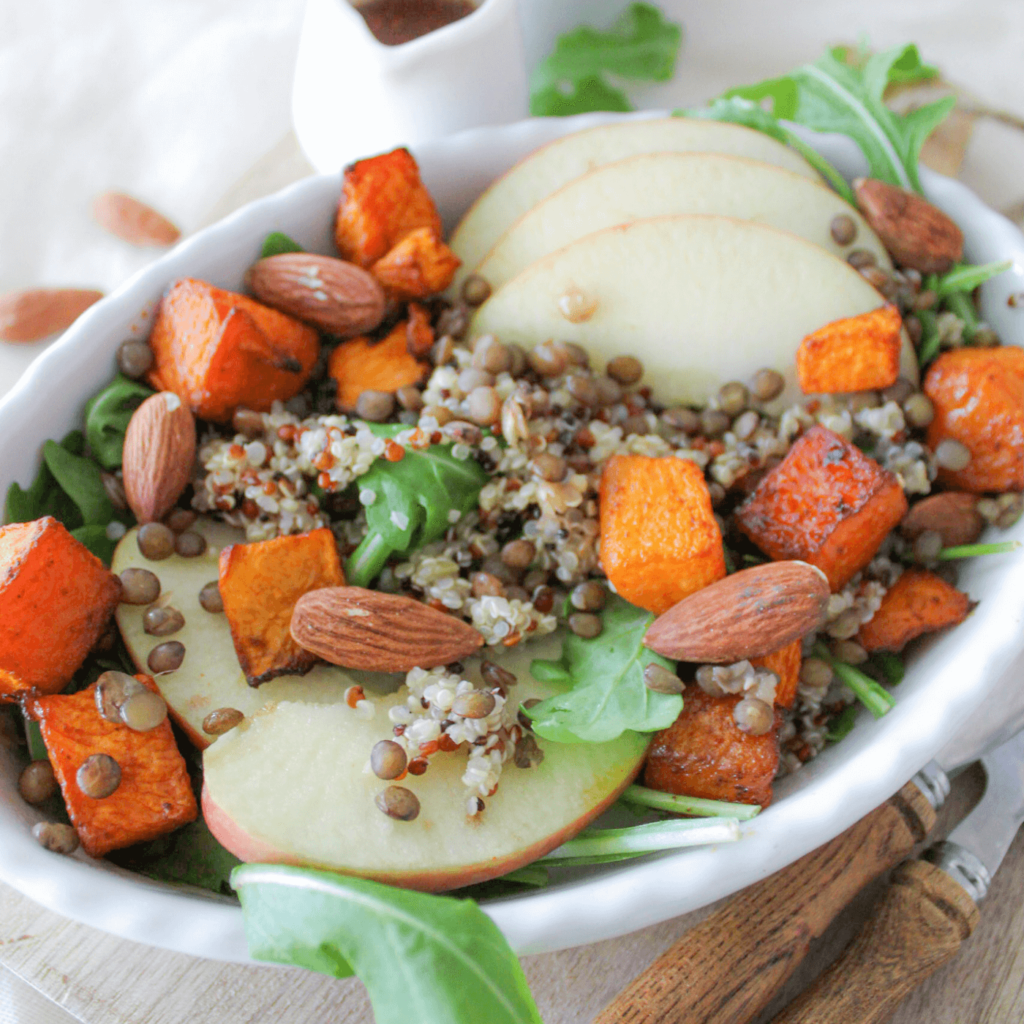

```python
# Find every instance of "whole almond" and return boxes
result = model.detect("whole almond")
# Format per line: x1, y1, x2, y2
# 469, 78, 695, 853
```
246, 254, 386, 337
122, 392, 196, 524
643, 561, 830, 664
291, 587, 484, 672
853, 177, 963, 274
0, 288, 103, 343
900, 492, 983, 548
92, 192, 181, 247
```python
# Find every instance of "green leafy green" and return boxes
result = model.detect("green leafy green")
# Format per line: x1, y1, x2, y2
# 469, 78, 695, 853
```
685, 97, 856, 204
827, 704, 860, 743
43, 440, 115, 527
70, 524, 118, 565
916, 306, 942, 363
873, 652, 905, 686
84, 375, 153, 470
530, 2, 682, 116
934, 261, 1012, 297
620, 784, 761, 820
938, 540, 1021, 560
722, 43, 954, 192
813, 642, 895, 719
830, 39, 940, 87
345, 433, 488, 588
260, 231, 304, 258
527, 596, 682, 743
540, 816, 740, 863
233, 864, 543, 1024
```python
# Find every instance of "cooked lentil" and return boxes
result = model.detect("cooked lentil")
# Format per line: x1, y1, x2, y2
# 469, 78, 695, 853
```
371, 739, 408, 780
202, 707, 244, 735
568, 612, 602, 638
19, 761, 58, 804
77, 753, 121, 799
375, 785, 420, 821
32, 821, 79, 855
734, 697, 774, 735
116, 339, 154, 378
143, 605, 184, 637
120, 690, 168, 732
198, 580, 224, 613
164, 508, 197, 533
174, 531, 207, 558
829, 214, 857, 246
934, 438, 972, 472
119, 567, 161, 605
643, 663, 684, 694
461, 274, 491, 306
95, 671, 146, 722
148, 641, 185, 674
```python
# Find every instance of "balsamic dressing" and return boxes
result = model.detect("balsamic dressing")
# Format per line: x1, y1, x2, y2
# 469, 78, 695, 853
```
356, 0, 477, 46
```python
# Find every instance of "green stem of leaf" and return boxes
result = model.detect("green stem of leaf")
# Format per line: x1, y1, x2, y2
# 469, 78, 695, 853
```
619, 784, 761, 820
916, 307, 941, 364
943, 290, 979, 338
499, 865, 550, 887
935, 260, 1012, 297
540, 817, 741, 861
938, 540, 1021, 560
813, 642, 895, 719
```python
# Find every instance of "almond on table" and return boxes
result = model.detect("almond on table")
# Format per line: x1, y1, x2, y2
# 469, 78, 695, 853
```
0, 517, 121, 697
91, 191, 181, 247
796, 304, 903, 394
147, 278, 320, 423
0, 288, 103, 343
735, 425, 908, 591
219, 527, 345, 685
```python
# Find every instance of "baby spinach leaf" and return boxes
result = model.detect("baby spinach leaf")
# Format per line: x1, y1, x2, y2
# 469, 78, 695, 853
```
934, 260, 1012, 297
723, 42, 954, 192
345, 437, 487, 587
530, 2, 682, 116
43, 440, 115, 527
5, 430, 90, 527
260, 231, 304, 258
527, 596, 681, 743
685, 97, 855, 204
233, 864, 543, 1024
84, 375, 153, 470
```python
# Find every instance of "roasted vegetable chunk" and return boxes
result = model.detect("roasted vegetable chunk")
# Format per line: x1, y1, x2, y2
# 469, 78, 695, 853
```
858, 569, 970, 653
0, 517, 121, 696
334, 148, 444, 268
147, 278, 320, 423
27, 676, 197, 857
924, 346, 1024, 493
328, 322, 430, 412
735, 426, 908, 591
644, 685, 781, 808
796, 304, 902, 394
599, 454, 725, 615
371, 226, 461, 299
219, 528, 345, 685
753, 639, 802, 709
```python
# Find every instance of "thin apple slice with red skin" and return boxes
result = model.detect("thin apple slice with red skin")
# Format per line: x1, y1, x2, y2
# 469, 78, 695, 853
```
201, 636, 650, 892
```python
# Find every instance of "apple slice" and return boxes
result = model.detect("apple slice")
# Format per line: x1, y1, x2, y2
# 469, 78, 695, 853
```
475, 152, 892, 291
202, 635, 649, 891
449, 117, 821, 290
113, 521, 358, 748
470, 215, 917, 411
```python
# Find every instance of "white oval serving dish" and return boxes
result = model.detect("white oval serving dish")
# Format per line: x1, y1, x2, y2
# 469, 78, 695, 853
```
0, 111, 1021, 963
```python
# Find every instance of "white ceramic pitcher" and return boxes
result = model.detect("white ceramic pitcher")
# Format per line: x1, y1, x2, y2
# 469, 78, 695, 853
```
292, 0, 531, 172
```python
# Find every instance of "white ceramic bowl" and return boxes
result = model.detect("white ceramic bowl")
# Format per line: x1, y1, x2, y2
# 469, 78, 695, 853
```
0, 111, 1021, 963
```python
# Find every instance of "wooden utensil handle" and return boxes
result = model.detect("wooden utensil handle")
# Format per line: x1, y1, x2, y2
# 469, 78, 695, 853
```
593, 782, 935, 1024
769, 859, 980, 1024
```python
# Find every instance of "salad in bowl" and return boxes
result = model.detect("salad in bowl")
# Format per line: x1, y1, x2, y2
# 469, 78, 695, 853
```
0, 47, 1021, 1014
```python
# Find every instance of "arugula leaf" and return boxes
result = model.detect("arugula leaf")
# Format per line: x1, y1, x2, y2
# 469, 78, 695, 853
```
831, 40, 939, 87
527, 596, 682, 743
530, 2, 682, 116
685, 97, 856, 204
260, 231, 304, 258
84, 375, 153, 470
345, 436, 487, 588
934, 260, 1012, 297
42, 440, 115, 527
233, 864, 543, 1024
6, 430, 93, 528
723, 43, 954, 192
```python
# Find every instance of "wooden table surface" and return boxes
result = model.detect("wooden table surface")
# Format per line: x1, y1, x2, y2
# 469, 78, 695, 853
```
3, 5, 1024, 1019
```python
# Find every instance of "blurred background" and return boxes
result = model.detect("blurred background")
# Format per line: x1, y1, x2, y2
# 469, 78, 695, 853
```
0, 1, 1023, 1021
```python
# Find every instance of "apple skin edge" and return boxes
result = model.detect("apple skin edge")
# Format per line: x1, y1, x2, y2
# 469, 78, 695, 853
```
201, 758, 645, 893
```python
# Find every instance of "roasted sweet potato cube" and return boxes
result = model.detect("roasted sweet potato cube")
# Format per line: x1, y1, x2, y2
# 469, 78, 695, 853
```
334, 148, 444, 268
27, 675, 197, 857
735, 426, 908, 591
0, 517, 121, 697
328, 323, 430, 412
796, 304, 903, 394
371, 227, 461, 299
147, 278, 320, 423
406, 301, 435, 358
599, 454, 725, 615
858, 569, 970, 653
924, 346, 1024, 493
644, 685, 781, 808
219, 528, 344, 685
753, 639, 802, 709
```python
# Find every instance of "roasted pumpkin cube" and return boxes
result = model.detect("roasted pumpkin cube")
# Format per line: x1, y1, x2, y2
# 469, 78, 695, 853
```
147, 278, 320, 423
27, 675, 197, 857
644, 685, 781, 808
334, 148, 444, 268
924, 346, 1024, 493
858, 569, 970, 653
0, 517, 121, 697
328, 323, 430, 412
735, 426, 908, 591
406, 301, 435, 357
796, 304, 903, 394
753, 639, 802, 709
599, 454, 725, 616
219, 528, 345, 685
371, 227, 461, 299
